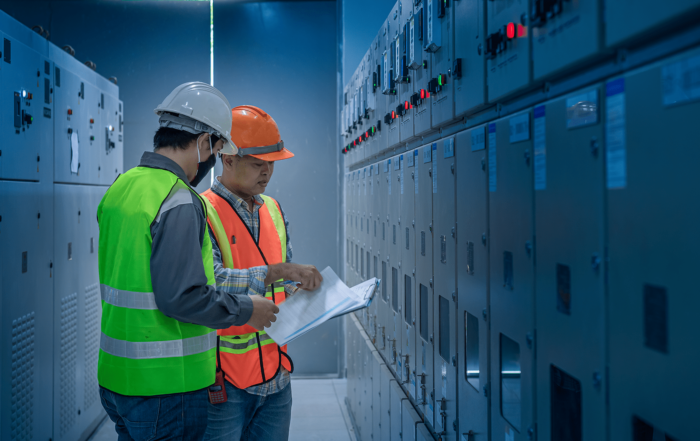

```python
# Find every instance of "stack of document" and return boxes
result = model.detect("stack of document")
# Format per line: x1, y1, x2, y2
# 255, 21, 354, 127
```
266, 267, 379, 346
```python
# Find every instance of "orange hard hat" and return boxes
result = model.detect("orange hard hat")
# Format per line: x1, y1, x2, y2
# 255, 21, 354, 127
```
229, 105, 294, 161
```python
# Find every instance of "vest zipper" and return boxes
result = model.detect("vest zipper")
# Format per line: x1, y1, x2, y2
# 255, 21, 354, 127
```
255, 332, 266, 382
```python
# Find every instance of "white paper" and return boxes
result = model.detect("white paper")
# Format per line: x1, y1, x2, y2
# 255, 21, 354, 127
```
70, 131, 80, 174
266, 267, 364, 346
509, 113, 530, 143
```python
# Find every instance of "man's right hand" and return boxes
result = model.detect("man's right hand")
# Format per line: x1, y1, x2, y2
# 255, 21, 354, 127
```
266, 263, 323, 291
246, 295, 279, 331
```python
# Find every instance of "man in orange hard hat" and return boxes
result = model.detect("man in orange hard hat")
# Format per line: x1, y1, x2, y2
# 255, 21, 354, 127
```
201, 106, 323, 441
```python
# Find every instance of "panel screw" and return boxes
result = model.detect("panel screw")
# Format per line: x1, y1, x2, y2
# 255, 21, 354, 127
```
482, 309, 487, 320
590, 137, 599, 157
525, 241, 532, 256
482, 233, 487, 245
593, 371, 602, 390
526, 332, 533, 349
481, 158, 486, 171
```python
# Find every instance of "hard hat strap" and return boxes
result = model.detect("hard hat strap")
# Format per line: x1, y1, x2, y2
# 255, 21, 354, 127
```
159, 112, 222, 138
236, 140, 285, 157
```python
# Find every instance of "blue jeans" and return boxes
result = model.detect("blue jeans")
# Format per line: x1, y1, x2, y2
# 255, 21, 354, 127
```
204, 381, 292, 441
100, 386, 209, 441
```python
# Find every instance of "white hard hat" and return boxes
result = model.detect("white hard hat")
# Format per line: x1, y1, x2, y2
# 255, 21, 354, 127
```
154, 82, 238, 155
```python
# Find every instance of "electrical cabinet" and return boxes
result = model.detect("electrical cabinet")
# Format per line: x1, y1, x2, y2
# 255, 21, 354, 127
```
363, 335, 374, 440
426, 0, 455, 128
0, 181, 55, 441
100, 84, 123, 185
534, 85, 606, 441
532, 0, 604, 80
400, 149, 417, 391
376, 161, 390, 355
486, 0, 532, 102
372, 350, 384, 441
0, 32, 53, 182
398, 0, 415, 144
607, 47, 700, 441
606, 0, 700, 48
387, 155, 403, 376
488, 112, 536, 441
372, 34, 389, 157
454, 0, 487, 117
53, 60, 94, 184
414, 143, 435, 430
431, 137, 457, 441
380, 364, 393, 441
455, 127, 490, 441
52, 184, 105, 441
387, 2, 402, 149
412, 2, 432, 138
390, 380, 407, 441
401, 398, 422, 441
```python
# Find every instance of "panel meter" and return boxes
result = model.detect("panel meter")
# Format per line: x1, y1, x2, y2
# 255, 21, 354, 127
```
382, 49, 396, 95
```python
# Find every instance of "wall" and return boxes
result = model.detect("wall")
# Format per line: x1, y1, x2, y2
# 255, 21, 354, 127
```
214, 0, 340, 376
0, 0, 211, 172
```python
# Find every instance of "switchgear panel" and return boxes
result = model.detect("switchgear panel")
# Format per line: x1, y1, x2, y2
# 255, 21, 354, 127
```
398, 0, 415, 144
427, 0, 455, 128
454, 0, 487, 117
607, 47, 700, 441
414, 143, 435, 430
486, 1, 532, 102
372, 33, 389, 157
412, 2, 432, 138
0, 32, 53, 182
387, 2, 402, 149
606, 0, 700, 48
534, 86, 606, 441
387, 155, 403, 376
455, 127, 490, 441
402, 398, 422, 441
0, 181, 55, 441
488, 112, 535, 441
400, 150, 417, 391
532, 0, 604, 80
432, 137, 457, 441
390, 380, 407, 441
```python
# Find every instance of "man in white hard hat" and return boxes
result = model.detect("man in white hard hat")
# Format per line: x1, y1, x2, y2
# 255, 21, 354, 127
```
96, 82, 280, 440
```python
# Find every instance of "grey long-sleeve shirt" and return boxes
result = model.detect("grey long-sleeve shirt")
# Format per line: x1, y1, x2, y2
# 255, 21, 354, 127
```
141, 152, 254, 329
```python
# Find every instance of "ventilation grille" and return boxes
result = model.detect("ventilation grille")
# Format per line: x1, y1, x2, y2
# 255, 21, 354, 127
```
11, 312, 35, 441
84, 283, 101, 409
60, 293, 78, 437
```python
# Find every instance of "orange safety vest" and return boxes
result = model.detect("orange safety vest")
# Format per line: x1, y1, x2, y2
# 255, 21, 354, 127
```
201, 189, 293, 389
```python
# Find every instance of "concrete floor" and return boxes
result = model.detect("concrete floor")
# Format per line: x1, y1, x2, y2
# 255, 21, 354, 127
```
88, 378, 355, 441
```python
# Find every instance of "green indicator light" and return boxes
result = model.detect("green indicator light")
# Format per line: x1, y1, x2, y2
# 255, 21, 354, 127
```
438, 76, 443, 86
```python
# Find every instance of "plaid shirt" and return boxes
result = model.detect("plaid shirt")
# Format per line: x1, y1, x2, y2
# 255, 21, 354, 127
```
209, 177, 295, 396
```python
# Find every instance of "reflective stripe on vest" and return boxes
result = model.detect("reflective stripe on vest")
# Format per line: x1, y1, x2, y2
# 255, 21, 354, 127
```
101, 331, 218, 359
201, 189, 293, 389
97, 167, 217, 396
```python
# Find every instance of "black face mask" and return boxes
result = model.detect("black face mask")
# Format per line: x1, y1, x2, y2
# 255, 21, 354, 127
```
190, 152, 216, 187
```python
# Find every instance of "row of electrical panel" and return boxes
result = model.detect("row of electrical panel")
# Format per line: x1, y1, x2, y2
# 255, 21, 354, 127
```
0, 10, 121, 441
345, 45, 700, 441
0, 10, 123, 184
340, 0, 700, 168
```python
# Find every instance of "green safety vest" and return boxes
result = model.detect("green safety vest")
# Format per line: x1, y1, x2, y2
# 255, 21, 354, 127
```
97, 166, 217, 396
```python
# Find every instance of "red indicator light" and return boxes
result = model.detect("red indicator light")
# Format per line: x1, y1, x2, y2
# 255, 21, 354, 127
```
67, 109, 73, 115
90, 118, 94, 124
420, 89, 426, 99
410, 103, 413, 109
405, 101, 409, 110
392, 111, 396, 119
27, 93, 33, 100
366, 131, 369, 138
507, 22, 515, 39
517, 24, 526, 38
426, 92, 431, 98
354, 140, 357, 146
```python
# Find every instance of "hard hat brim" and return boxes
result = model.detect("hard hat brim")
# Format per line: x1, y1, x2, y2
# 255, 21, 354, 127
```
249, 147, 295, 162
219, 138, 238, 156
